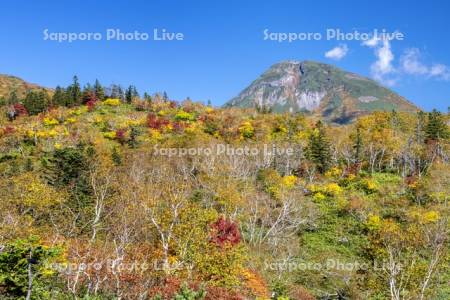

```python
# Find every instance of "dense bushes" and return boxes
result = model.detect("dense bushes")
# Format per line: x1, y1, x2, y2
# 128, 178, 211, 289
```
0, 237, 62, 299
0, 94, 448, 299
23, 90, 49, 115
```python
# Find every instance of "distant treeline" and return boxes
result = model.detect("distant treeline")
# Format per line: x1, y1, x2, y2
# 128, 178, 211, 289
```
0, 75, 175, 117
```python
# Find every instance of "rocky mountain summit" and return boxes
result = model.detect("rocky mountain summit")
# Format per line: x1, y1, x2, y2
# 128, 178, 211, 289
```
225, 61, 418, 123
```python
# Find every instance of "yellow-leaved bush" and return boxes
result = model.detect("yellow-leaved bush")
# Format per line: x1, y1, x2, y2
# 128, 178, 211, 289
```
103, 131, 117, 139
10, 172, 66, 209
366, 214, 382, 231
64, 117, 76, 124
43, 117, 59, 126
281, 175, 297, 188
103, 98, 121, 106
325, 167, 342, 178
408, 208, 440, 224
324, 183, 343, 196
239, 121, 255, 139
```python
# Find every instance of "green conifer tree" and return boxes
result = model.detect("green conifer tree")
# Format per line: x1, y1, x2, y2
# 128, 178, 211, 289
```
307, 120, 331, 173
425, 109, 448, 141
353, 125, 363, 164
52, 86, 67, 107
94, 79, 105, 101
65, 75, 82, 106
144, 92, 152, 103
23, 90, 49, 115
125, 85, 138, 104
7, 90, 19, 105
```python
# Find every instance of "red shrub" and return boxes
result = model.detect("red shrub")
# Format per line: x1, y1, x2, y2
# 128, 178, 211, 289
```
148, 277, 183, 299
147, 113, 169, 130
82, 91, 98, 105
115, 128, 128, 144
1, 126, 15, 137
210, 216, 241, 247
4, 126, 15, 135
13, 103, 28, 116
86, 99, 97, 111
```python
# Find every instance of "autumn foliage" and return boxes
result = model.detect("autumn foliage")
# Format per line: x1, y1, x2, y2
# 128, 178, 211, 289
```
147, 112, 169, 129
13, 103, 28, 116
0, 83, 448, 300
210, 216, 241, 247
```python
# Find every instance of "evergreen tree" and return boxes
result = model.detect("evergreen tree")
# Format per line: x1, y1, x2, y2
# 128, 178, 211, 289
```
125, 86, 132, 104
390, 109, 400, 129
125, 85, 138, 104
307, 121, 331, 173
25, 157, 33, 171
162, 91, 168, 101
52, 86, 67, 107
23, 90, 49, 115
128, 126, 140, 148
425, 109, 448, 141
0, 238, 61, 299
65, 75, 82, 106
111, 147, 122, 166
143, 92, 152, 103
7, 90, 19, 105
353, 125, 363, 164
94, 79, 105, 101
42, 144, 95, 226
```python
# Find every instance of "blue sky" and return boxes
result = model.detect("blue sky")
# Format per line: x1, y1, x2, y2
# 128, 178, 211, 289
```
0, 0, 449, 111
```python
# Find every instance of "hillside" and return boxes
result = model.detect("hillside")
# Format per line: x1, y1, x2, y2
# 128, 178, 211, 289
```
0, 74, 52, 100
0, 93, 448, 299
225, 61, 419, 123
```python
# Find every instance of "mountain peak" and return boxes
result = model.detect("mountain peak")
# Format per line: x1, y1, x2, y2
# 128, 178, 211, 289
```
225, 61, 418, 123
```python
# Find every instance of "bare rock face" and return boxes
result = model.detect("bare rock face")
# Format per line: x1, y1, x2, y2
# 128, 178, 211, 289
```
225, 61, 418, 123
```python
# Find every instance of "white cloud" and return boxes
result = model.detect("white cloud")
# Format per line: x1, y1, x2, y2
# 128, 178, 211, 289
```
325, 44, 349, 60
400, 48, 450, 80
373, 39, 395, 76
400, 48, 428, 75
429, 64, 450, 80
363, 36, 397, 86
362, 36, 450, 85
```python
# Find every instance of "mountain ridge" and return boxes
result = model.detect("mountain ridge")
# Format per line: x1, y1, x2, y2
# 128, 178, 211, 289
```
0, 73, 53, 100
225, 60, 419, 123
